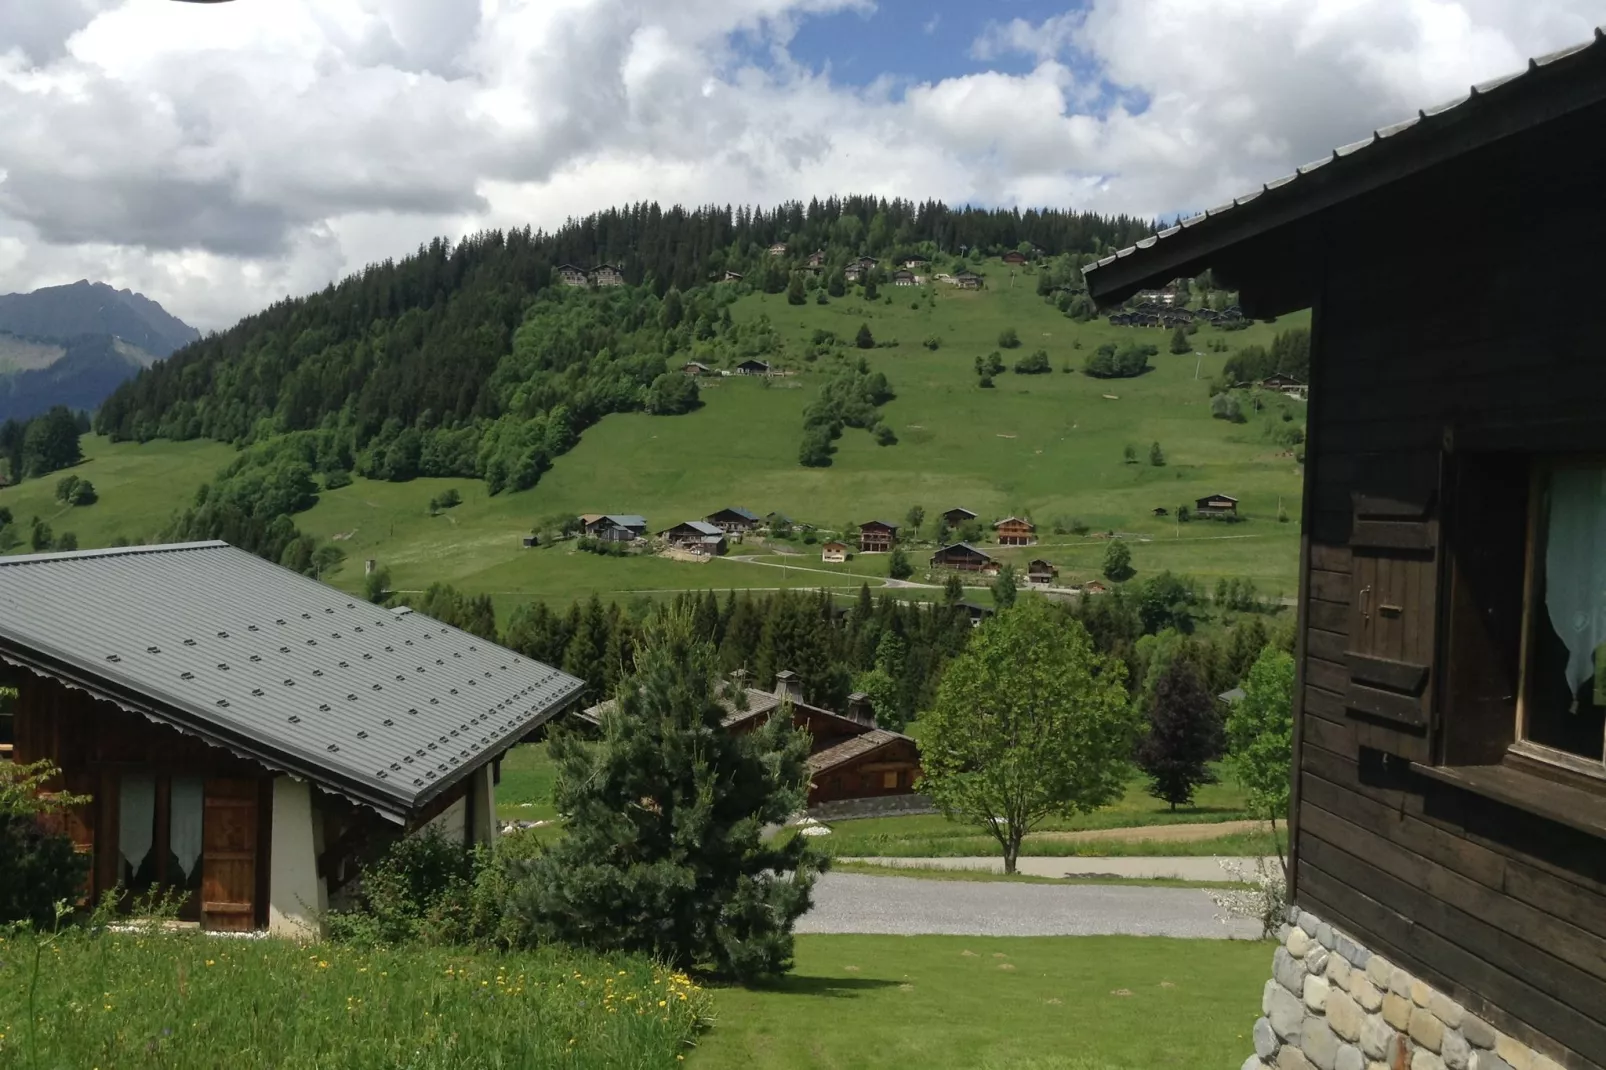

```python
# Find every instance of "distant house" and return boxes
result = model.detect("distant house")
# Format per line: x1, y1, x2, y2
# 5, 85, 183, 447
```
681, 361, 713, 376
1081, 580, 1109, 595
902, 255, 931, 269
929, 543, 994, 572
1001, 250, 1028, 265
820, 541, 848, 563
857, 520, 899, 554
843, 264, 864, 283
1194, 494, 1239, 518
586, 514, 648, 541
956, 601, 995, 627
765, 511, 803, 533
557, 264, 589, 287
993, 517, 1036, 546
734, 359, 771, 376
855, 256, 877, 270
1027, 559, 1057, 584
1258, 373, 1307, 397
658, 520, 726, 554
593, 263, 625, 288
892, 270, 917, 287
941, 507, 978, 528
953, 272, 982, 290
521, 535, 538, 548
723, 271, 744, 282
704, 507, 764, 533
767, 242, 788, 257
806, 250, 827, 270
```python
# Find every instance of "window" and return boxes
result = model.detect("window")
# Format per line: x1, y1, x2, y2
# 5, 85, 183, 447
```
117, 773, 206, 916
882, 771, 900, 790
1517, 463, 1606, 771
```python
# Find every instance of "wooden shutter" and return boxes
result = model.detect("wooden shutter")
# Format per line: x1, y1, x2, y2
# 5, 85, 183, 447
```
200, 779, 259, 932
1344, 452, 1443, 763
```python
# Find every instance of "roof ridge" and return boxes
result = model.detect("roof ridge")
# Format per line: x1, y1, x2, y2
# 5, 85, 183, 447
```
0, 540, 228, 568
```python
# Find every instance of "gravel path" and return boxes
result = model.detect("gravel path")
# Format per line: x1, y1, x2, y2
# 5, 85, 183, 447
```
841, 855, 1275, 881
799, 872, 1261, 939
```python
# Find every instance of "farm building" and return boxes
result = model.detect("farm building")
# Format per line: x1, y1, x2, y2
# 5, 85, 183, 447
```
994, 517, 1036, 546
820, 541, 849, 563
1027, 559, 1058, 584
556, 264, 589, 287
580, 673, 920, 807
1259, 373, 1307, 396
704, 507, 764, 533
941, 507, 978, 527
520, 535, 537, 548
0, 543, 582, 936
1085, 29, 1606, 1070
1194, 494, 1239, 518
658, 520, 726, 553
1080, 580, 1108, 595
929, 543, 994, 572
953, 272, 982, 290
857, 520, 899, 554
584, 514, 647, 541
1001, 251, 1028, 265
854, 256, 877, 270
806, 250, 827, 269
767, 242, 788, 257
892, 270, 917, 286
903, 255, 931, 268
681, 361, 712, 376
843, 264, 864, 282
734, 359, 771, 376
722, 271, 743, 282
593, 264, 625, 288
955, 601, 995, 627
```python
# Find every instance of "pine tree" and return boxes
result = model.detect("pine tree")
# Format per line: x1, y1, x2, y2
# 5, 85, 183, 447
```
786, 273, 805, 306
992, 563, 1018, 609
508, 612, 825, 980
855, 323, 875, 349
1135, 658, 1221, 810
563, 594, 611, 701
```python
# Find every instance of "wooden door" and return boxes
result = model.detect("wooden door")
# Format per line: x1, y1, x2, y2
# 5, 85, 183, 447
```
1344, 453, 1443, 763
201, 779, 259, 932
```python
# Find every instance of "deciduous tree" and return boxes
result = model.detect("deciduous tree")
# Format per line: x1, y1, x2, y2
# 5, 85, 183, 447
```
1225, 647, 1296, 879
1102, 539, 1133, 581
1136, 658, 1221, 810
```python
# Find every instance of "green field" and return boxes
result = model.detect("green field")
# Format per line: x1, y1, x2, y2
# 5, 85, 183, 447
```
690, 934, 1269, 1069
0, 263, 1307, 609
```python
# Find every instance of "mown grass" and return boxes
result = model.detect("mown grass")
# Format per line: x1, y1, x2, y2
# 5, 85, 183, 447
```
2, 263, 1308, 613
496, 740, 561, 822
827, 862, 1250, 890
688, 933, 1270, 1069
0, 928, 709, 1069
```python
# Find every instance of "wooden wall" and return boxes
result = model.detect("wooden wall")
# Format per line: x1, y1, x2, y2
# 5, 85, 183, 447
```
1293, 101, 1606, 1069
809, 739, 922, 806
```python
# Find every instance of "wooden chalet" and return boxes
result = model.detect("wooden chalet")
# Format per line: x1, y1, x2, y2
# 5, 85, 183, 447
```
681, 361, 712, 376
892, 270, 917, 287
820, 541, 848, 564
1001, 250, 1028, 265
0, 543, 581, 936
1193, 494, 1239, 518
929, 543, 994, 572
857, 520, 899, 554
941, 507, 978, 528
806, 250, 827, 269
767, 242, 788, 257
723, 271, 744, 282
1027, 559, 1057, 584
1085, 30, 1606, 1070
556, 263, 589, 287
956, 601, 994, 627
854, 256, 877, 270
1259, 373, 1307, 396
993, 516, 1036, 546
734, 359, 771, 376
580, 673, 920, 807
953, 272, 982, 290
843, 264, 864, 283
704, 507, 763, 533
593, 263, 624, 288
1079, 580, 1108, 595
902, 255, 931, 269
585, 514, 647, 541
658, 520, 726, 554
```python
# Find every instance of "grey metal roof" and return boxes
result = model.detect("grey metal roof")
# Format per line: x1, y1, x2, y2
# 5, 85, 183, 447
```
932, 542, 992, 557
602, 514, 647, 529
711, 507, 761, 522
1083, 27, 1606, 303
0, 542, 583, 821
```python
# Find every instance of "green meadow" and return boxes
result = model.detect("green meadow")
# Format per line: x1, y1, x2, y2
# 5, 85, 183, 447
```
0, 262, 1307, 610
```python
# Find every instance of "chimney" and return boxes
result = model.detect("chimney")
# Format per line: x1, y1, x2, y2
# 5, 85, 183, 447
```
773, 670, 803, 702
729, 668, 750, 691
364, 559, 377, 576
846, 692, 878, 728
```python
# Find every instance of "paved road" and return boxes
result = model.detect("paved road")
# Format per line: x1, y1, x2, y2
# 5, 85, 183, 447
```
840, 855, 1277, 881
799, 872, 1261, 939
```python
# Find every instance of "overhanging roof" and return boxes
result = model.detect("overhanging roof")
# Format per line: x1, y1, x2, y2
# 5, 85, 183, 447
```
1084, 27, 1606, 312
0, 542, 583, 821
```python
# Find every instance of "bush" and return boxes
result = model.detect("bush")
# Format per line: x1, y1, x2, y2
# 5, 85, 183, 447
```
873, 424, 898, 446
1083, 342, 1156, 379
1149, 442, 1166, 467
55, 531, 78, 551
0, 760, 91, 926
855, 323, 875, 349
888, 546, 913, 580
1211, 393, 1245, 422
1013, 349, 1052, 374
55, 475, 96, 506
922, 334, 942, 350
997, 327, 1021, 349
1102, 539, 1134, 582
323, 470, 353, 490
978, 374, 994, 389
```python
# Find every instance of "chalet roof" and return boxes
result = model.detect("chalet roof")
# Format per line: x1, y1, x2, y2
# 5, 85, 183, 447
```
710, 507, 761, 522
601, 514, 648, 528
993, 516, 1033, 528
594, 263, 622, 272
1198, 495, 1239, 504
556, 263, 586, 272
859, 520, 900, 532
821, 540, 848, 550
737, 359, 770, 369
933, 542, 991, 559
663, 520, 722, 536
0, 543, 583, 821
1083, 27, 1606, 312
944, 507, 977, 518
807, 729, 906, 775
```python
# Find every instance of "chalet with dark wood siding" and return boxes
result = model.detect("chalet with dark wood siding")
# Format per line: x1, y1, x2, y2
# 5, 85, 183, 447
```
657, 520, 725, 553
941, 507, 978, 528
734, 359, 771, 376
857, 520, 899, 554
0, 543, 582, 937
1001, 251, 1028, 265
1027, 559, 1057, 584
585, 514, 647, 541
843, 264, 864, 283
993, 516, 1036, 546
892, 270, 917, 286
557, 264, 589, 287
592, 264, 624, 288
1194, 494, 1239, 518
1085, 29, 1606, 1070
953, 272, 982, 290
929, 543, 994, 572
681, 361, 712, 376
704, 507, 763, 533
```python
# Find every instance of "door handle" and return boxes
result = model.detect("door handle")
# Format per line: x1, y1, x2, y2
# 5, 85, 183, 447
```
1359, 585, 1373, 622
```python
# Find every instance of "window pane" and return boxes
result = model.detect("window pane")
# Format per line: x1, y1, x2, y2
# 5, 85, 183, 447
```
1529, 467, 1606, 761
118, 773, 157, 889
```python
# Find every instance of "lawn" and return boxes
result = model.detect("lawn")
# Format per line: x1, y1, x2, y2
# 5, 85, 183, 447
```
0, 928, 709, 1069
2, 263, 1308, 615
497, 740, 561, 821
689, 934, 1270, 1069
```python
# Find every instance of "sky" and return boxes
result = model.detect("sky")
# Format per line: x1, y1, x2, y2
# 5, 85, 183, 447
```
0, 1, 1599, 330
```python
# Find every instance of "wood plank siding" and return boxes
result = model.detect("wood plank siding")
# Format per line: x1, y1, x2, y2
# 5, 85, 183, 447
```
1289, 101, 1606, 1068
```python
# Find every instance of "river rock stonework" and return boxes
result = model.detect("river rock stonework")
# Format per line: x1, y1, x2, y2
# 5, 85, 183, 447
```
1243, 908, 1568, 1070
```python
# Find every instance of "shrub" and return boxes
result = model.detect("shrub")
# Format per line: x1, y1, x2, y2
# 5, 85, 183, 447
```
1013, 349, 1051, 374
1149, 442, 1166, 466
978, 374, 994, 389
1083, 342, 1156, 379
0, 760, 91, 926
922, 334, 942, 350
1102, 539, 1133, 582
997, 326, 1021, 349
55, 532, 78, 551
888, 546, 913, 580
323, 470, 353, 490
873, 424, 898, 446
1211, 393, 1245, 422
855, 323, 875, 349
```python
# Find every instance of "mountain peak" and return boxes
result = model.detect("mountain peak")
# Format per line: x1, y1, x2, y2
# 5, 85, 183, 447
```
0, 280, 199, 356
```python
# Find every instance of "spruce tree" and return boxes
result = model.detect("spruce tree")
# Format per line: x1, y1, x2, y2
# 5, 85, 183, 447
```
1135, 658, 1221, 810
508, 612, 825, 980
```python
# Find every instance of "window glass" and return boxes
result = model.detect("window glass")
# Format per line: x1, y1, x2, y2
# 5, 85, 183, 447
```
1528, 466, 1606, 761
118, 773, 157, 890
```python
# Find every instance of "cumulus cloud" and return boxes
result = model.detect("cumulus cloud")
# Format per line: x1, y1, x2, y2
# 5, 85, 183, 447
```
0, 0, 1598, 328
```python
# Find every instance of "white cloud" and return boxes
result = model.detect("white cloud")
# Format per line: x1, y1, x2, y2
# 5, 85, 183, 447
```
0, 0, 1599, 328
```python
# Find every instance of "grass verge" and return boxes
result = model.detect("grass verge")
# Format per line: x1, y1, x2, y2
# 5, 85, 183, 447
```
689, 933, 1270, 1069
828, 862, 1250, 890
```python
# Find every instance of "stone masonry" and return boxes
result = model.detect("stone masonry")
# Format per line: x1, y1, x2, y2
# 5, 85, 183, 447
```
1243, 907, 1569, 1070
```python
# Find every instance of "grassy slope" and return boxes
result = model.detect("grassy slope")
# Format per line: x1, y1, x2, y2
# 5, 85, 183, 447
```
2, 263, 1308, 609
691, 934, 1270, 1070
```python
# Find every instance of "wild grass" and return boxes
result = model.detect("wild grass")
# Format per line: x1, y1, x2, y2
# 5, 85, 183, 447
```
0, 926, 709, 1069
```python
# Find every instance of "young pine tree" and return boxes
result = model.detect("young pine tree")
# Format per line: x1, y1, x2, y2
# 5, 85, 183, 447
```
1136, 658, 1222, 810
508, 610, 826, 981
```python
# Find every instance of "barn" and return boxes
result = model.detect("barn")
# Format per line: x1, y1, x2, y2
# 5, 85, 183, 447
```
1086, 28, 1606, 1070
857, 520, 899, 554
0, 542, 582, 937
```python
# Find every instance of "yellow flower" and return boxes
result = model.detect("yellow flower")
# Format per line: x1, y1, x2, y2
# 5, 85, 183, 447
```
204, 960, 215, 967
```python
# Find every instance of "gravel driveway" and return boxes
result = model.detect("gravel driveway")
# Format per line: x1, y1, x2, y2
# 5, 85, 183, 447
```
798, 872, 1261, 939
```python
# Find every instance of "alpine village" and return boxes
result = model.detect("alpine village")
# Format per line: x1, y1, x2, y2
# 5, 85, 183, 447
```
1, 9, 1605, 1070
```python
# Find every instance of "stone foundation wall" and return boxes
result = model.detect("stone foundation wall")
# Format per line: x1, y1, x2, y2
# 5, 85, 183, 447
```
1244, 907, 1568, 1070
807, 793, 936, 821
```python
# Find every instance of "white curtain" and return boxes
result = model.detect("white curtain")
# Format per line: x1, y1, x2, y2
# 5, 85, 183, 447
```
1544, 467, 1606, 706
169, 777, 205, 879
118, 774, 156, 875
